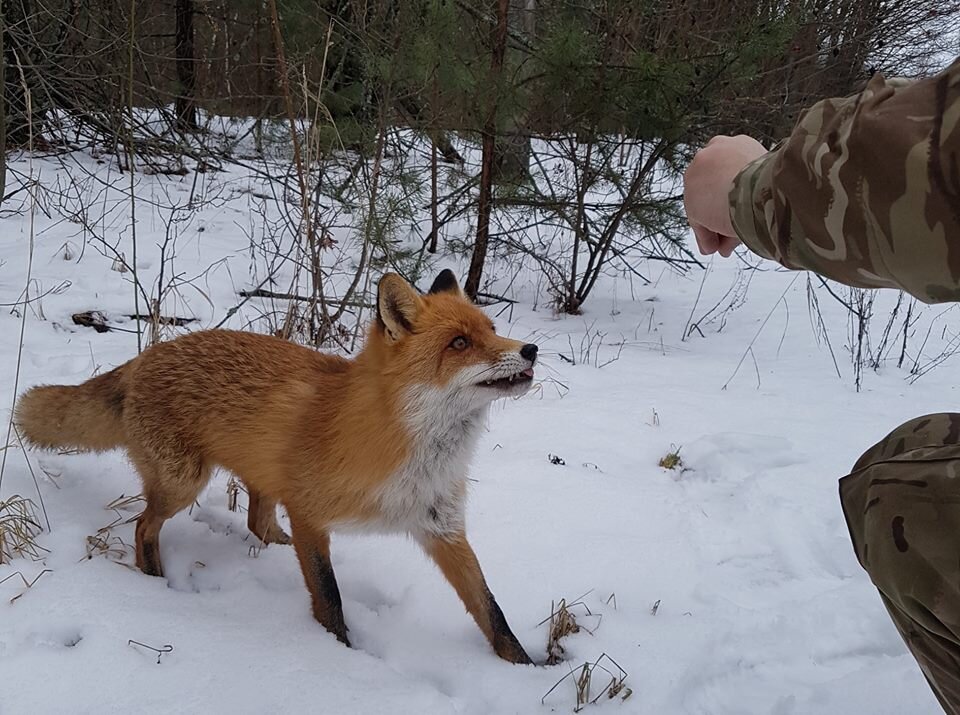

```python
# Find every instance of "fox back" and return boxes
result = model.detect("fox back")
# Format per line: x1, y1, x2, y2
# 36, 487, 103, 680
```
18, 270, 537, 534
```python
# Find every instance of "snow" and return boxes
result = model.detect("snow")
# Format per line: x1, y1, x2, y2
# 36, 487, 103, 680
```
1, 149, 954, 714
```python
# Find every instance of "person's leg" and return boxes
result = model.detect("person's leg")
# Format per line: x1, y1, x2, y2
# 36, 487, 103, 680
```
841, 413, 960, 714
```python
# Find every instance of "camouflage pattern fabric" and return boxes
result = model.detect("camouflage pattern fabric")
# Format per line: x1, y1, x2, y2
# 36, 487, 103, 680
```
840, 414, 960, 714
722, 54, 960, 712
730, 57, 960, 304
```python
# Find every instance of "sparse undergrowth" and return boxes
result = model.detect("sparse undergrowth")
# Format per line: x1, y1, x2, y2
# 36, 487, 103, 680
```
542, 653, 633, 712
84, 494, 144, 568
658, 446, 683, 471
0, 494, 46, 565
540, 592, 631, 711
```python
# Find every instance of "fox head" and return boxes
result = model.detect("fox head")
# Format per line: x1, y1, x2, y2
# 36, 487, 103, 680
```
368, 270, 538, 412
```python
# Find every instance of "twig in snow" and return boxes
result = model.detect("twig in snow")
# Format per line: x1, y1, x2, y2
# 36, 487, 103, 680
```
722, 273, 799, 390
128, 640, 174, 664
1, 568, 52, 603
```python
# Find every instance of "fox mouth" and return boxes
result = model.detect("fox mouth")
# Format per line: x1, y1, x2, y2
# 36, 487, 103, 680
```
478, 368, 534, 389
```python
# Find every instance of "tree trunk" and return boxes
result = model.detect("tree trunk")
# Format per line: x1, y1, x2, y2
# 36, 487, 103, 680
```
429, 131, 439, 253
428, 70, 441, 254
490, 0, 534, 186
0, 6, 6, 203
175, 0, 197, 131
464, 0, 509, 301
2, 0, 33, 148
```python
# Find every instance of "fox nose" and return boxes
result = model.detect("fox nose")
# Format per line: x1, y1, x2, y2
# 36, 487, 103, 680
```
520, 343, 538, 363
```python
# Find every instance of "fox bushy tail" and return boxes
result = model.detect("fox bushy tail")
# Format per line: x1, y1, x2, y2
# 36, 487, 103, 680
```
14, 366, 128, 452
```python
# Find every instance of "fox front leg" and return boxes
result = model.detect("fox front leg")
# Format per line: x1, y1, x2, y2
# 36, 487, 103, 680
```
290, 517, 350, 646
421, 532, 533, 665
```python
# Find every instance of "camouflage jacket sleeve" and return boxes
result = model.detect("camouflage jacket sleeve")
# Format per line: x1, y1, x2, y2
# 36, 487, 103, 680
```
729, 57, 960, 304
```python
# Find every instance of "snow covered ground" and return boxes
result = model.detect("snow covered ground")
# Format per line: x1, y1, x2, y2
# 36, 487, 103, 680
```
0, 150, 955, 714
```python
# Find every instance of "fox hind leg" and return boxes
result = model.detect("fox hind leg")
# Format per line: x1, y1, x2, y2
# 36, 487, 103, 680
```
131, 450, 209, 578
246, 486, 291, 545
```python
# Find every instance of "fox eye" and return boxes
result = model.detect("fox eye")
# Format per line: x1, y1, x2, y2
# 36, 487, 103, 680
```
449, 336, 469, 351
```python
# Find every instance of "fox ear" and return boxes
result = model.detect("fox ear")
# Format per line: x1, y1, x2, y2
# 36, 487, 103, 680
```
377, 273, 422, 341
428, 269, 461, 296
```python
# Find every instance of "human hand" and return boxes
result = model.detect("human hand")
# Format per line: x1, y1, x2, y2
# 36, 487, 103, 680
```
683, 135, 767, 257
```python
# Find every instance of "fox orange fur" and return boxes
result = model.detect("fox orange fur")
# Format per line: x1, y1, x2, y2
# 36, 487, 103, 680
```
15, 270, 539, 664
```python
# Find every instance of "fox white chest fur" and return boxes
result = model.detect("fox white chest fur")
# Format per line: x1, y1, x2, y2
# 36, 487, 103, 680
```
373, 386, 489, 536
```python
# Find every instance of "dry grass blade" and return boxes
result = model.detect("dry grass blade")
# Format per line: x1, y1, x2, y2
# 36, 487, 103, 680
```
1, 66, 38, 495
106, 493, 146, 521
590, 654, 632, 706
541, 652, 632, 712
226, 475, 247, 513
84, 529, 134, 567
539, 590, 602, 666
0, 567, 52, 603
82, 493, 145, 567
0, 495, 47, 564
542, 598, 582, 666
12, 426, 51, 530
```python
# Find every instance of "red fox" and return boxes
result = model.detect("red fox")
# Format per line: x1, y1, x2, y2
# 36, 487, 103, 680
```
15, 270, 538, 664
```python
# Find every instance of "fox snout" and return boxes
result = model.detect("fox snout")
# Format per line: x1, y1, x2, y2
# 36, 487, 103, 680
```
471, 341, 538, 396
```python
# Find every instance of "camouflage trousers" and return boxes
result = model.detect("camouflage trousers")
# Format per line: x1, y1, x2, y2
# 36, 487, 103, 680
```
841, 413, 960, 715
